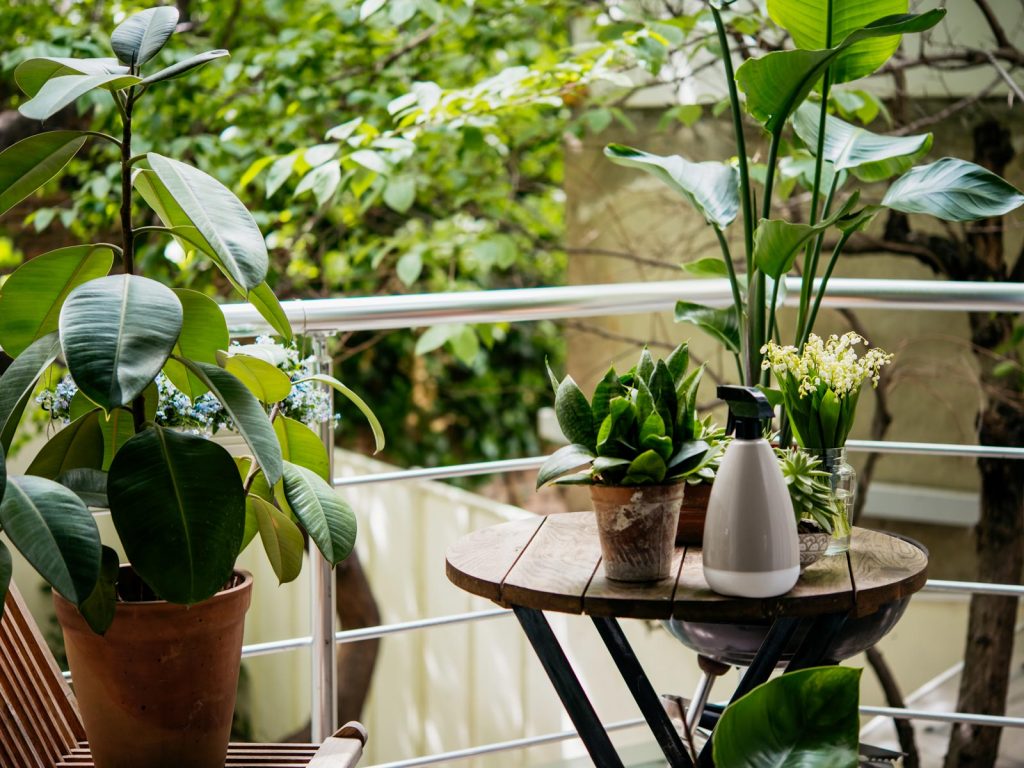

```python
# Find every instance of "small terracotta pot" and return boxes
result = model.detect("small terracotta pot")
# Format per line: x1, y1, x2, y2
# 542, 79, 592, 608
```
676, 482, 712, 546
53, 567, 253, 768
590, 483, 684, 582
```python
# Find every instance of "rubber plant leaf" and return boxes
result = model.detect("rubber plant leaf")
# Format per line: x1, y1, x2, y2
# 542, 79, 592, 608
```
108, 426, 245, 605
55, 468, 109, 509
26, 410, 104, 479
0, 244, 114, 357
0, 132, 89, 216
293, 374, 385, 454
19, 74, 141, 121
274, 416, 331, 481
59, 275, 182, 412
15, 57, 128, 97
142, 50, 229, 85
605, 144, 739, 228
713, 666, 861, 768
791, 101, 932, 182
0, 332, 62, 453
767, 0, 912, 84
110, 6, 180, 67
0, 541, 10, 620
249, 495, 304, 585
77, 545, 118, 634
216, 350, 292, 403
882, 158, 1024, 221
735, 11, 946, 134
162, 288, 230, 400
281, 461, 357, 566
0, 475, 101, 607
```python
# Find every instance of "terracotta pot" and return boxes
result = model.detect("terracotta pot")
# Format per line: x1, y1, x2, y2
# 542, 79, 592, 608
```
676, 482, 712, 546
53, 567, 253, 768
590, 483, 684, 582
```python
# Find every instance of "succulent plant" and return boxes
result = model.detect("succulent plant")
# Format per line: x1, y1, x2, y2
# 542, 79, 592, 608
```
776, 447, 838, 533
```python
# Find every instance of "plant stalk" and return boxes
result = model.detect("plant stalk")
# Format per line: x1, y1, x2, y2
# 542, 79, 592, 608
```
712, 224, 745, 380
750, 131, 781, 386
801, 230, 853, 345
119, 88, 147, 433
796, 171, 840, 340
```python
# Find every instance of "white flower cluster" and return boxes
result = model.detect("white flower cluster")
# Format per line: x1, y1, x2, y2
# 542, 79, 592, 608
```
761, 332, 893, 399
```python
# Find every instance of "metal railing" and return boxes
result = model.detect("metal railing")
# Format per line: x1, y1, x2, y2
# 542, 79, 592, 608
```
220, 278, 1024, 763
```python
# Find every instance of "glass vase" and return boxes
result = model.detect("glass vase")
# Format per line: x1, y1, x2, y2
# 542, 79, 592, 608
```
816, 447, 856, 555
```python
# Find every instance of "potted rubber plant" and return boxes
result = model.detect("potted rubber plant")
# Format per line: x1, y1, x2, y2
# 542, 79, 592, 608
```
537, 343, 709, 581
0, 8, 382, 767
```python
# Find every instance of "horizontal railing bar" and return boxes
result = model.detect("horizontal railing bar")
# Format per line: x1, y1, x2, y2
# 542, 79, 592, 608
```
364, 718, 647, 768
222, 278, 1024, 334
845, 439, 1024, 460
923, 580, 1024, 597
859, 706, 1024, 728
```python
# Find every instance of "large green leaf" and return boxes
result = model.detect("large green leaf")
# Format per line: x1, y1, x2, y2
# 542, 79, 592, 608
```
754, 194, 859, 279
0, 332, 61, 453
247, 282, 293, 341
791, 101, 932, 182
56, 468, 109, 509
0, 244, 114, 357
26, 410, 104, 479
0, 475, 100, 606
19, 74, 141, 122
274, 416, 330, 480
175, 358, 283, 485
78, 545, 118, 634
110, 6, 180, 67
217, 351, 292, 403
675, 302, 740, 355
0, 132, 88, 216
281, 461, 357, 566
59, 275, 182, 411
553, 374, 596, 451
736, 11, 945, 134
713, 667, 861, 768
108, 426, 245, 604
293, 373, 384, 454
15, 57, 127, 97
536, 443, 595, 489
250, 495, 304, 584
767, 0, 910, 84
141, 50, 229, 85
604, 144, 739, 228
145, 154, 268, 291
162, 288, 229, 400
882, 158, 1024, 221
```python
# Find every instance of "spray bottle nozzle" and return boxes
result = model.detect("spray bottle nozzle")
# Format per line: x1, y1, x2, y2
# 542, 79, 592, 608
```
717, 385, 774, 440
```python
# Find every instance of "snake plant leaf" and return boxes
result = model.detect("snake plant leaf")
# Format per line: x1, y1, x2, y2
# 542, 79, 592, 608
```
637, 348, 656, 384
59, 275, 182, 412
882, 158, 1024, 221
15, 57, 128, 97
675, 302, 740, 355
596, 397, 637, 459
281, 461, 357, 566
736, 11, 945, 134
553, 374, 596, 450
109, 426, 245, 604
649, 360, 677, 442
623, 449, 667, 485
591, 367, 625, 436
55, 468, 109, 509
0, 244, 114, 357
713, 666, 861, 768
19, 74, 141, 121
248, 281, 293, 341
145, 154, 269, 291
162, 288, 229, 400
667, 439, 710, 476
26, 410, 104, 479
175, 358, 283, 486
0, 475, 101, 607
791, 101, 933, 182
536, 443, 595, 489
274, 416, 331, 481
665, 343, 690, 390
767, 0, 912, 85
0, 132, 88, 216
605, 144, 739, 228
0, 541, 10, 620
249, 494, 304, 585
294, 373, 385, 454
216, 350, 292, 403
77, 545, 119, 634
110, 6, 180, 67
142, 49, 229, 85
0, 332, 61, 453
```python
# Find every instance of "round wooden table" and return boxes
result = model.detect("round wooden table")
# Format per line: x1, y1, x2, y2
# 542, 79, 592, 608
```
446, 512, 929, 768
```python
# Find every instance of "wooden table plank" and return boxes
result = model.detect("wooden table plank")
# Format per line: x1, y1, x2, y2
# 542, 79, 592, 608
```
501, 512, 602, 614
847, 528, 929, 617
445, 515, 546, 602
583, 547, 685, 619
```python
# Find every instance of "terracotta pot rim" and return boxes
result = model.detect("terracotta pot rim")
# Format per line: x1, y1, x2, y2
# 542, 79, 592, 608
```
53, 568, 253, 612
589, 481, 686, 491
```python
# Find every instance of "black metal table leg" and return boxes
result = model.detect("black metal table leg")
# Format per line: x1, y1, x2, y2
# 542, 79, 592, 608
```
592, 616, 695, 768
513, 607, 625, 768
785, 612, 849, 672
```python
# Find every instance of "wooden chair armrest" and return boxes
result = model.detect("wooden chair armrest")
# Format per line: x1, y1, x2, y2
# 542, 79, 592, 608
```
307, 721, 367, 767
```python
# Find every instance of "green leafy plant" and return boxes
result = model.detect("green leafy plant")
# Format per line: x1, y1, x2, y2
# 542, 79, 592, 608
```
536, 344, 709, 487
0, 7, 382, 631
776, 447, 838, 534
604, 0, 1024, 391
714, 666, 862, 768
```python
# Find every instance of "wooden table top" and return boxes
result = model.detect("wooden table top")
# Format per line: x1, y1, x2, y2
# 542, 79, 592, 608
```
446, 512, 929, 622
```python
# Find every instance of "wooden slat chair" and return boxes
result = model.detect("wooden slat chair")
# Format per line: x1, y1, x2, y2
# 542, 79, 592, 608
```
1, 584, 366, 768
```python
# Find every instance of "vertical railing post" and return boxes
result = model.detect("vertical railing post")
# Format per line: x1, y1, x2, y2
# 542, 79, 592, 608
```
310, 332, 337, 740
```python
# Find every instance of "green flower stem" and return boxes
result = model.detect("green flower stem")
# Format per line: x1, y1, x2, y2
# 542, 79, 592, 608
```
801, 230, 854, 346
796, 171, 840, 341
712, 224, 745, 379
750, 131, 781, 386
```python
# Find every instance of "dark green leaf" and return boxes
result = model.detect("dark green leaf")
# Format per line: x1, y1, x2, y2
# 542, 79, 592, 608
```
623, 450, 667, 485
882, 158, 1024, 221
78, 545, 119, 634
0, 132, 88, 216
108, 426, 245, 604
15, 57, 127, 97
55, 468, 108, 508
665, 343, 690, 389
667, 439, 710, 476
19, 74, 141, 121
554, 374, 596, 450
537, 443, 595, 488
294, 373, 384, 454
0, 332, 61, 453
141, 49, 229, 85
0, 541, 10, 620
110, 6, 180, 67
26, 410, 104, 479
675, 302, 740, 355
59, 275, 182, 411
162, 288, 229, 400
0, 475, 100, 606
591, 367, 624, 436
281, 461, 357, 566
274, 416, 330, 481
250, 495, 304, 584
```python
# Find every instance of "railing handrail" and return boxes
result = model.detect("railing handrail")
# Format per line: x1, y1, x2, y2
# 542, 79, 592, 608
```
221, 278, 1024, 334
